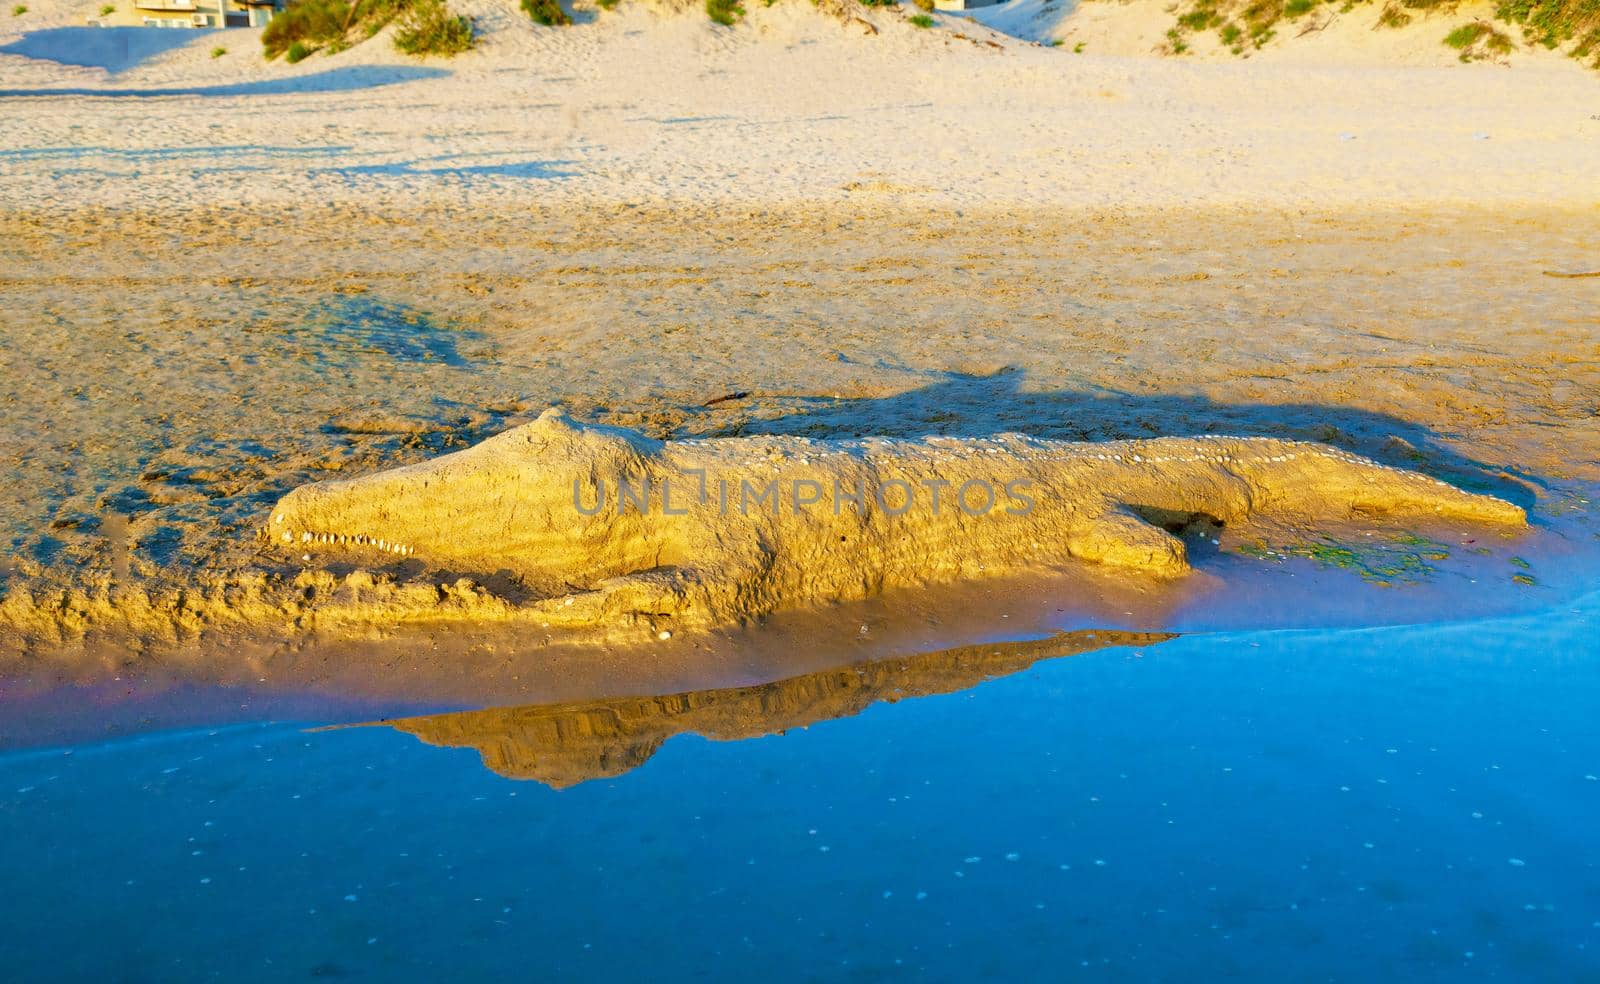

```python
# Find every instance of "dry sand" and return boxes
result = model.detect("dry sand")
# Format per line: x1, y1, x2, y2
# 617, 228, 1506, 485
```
1, 0, 1598, 211
0, 0, 1597, 706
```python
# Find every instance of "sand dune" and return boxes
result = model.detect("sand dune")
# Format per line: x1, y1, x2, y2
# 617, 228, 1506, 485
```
1, 0, 1596, 214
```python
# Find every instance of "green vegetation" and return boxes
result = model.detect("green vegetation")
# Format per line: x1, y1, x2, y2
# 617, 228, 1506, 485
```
263, 0, 475, 60
263, 0, 347, 58
1155, 0, 1596, 67
596, 0, 619, 8
1444, 19, 1513, 59
909, 11, 934, 24
521, 0, 570, 26
1074, 39, 1086, 50
913, 0, 935, 9
211, 45, 227, 57
1237, 532, 1456, 584
99, 3, 115, 14
1162, 0, 1279, 52
396, 0, 474, 53
1377, 2, 1411, 26
11, 4, 26, 14
706, 0, 744, 24
1498, 0, 1600, 65
1444, 21, 1489, 44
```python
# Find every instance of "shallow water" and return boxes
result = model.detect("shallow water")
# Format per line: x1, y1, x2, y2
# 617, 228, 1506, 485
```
2, 593, 1596, 981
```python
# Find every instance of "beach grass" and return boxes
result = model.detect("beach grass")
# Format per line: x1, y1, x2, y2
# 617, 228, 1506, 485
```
522, 0, 571, 26
1444, 20, 1514, 59
707, 0, 745, 25
1498, 0, 1600, 64
396, 0, 475, 54
264, 0, 475, 60
1155, 0, 1596, 66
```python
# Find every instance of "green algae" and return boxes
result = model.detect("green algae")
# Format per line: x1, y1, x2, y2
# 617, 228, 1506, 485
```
1237, 531, 1456, 584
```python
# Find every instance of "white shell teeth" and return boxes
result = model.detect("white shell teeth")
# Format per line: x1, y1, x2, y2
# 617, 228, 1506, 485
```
282, 528, 415, 559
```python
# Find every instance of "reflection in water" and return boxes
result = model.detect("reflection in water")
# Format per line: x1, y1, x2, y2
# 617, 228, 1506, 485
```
360, 628, 1175, 787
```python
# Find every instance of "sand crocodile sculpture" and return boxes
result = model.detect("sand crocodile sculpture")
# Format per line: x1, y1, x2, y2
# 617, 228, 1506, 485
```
264, 408, 1525, 633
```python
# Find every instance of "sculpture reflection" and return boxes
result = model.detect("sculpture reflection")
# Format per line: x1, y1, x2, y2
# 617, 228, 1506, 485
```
358, 628, 1176, 787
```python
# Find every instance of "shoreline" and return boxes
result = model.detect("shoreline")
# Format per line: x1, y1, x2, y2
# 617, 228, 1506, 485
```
2, 200, 1596, 728
5, 556, 1598, 753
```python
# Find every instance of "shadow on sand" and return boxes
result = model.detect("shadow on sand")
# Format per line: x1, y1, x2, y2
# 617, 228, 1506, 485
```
0, 27, 212, 74
671, 367, 1543, 508
0, 63, 449, 98
312, 158, 577, 180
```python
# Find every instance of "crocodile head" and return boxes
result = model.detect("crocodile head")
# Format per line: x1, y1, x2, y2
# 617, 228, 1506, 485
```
264, 408, 663, 585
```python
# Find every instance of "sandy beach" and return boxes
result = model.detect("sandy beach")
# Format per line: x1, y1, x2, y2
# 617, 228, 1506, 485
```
1, 0, 1598, 693
3, 5, 1600, 978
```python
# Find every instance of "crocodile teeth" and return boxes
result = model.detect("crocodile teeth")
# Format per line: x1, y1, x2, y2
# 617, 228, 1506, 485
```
279, 526, 420, 558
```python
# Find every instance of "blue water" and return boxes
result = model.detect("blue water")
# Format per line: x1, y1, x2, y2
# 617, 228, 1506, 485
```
2, 596, 1597, 981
